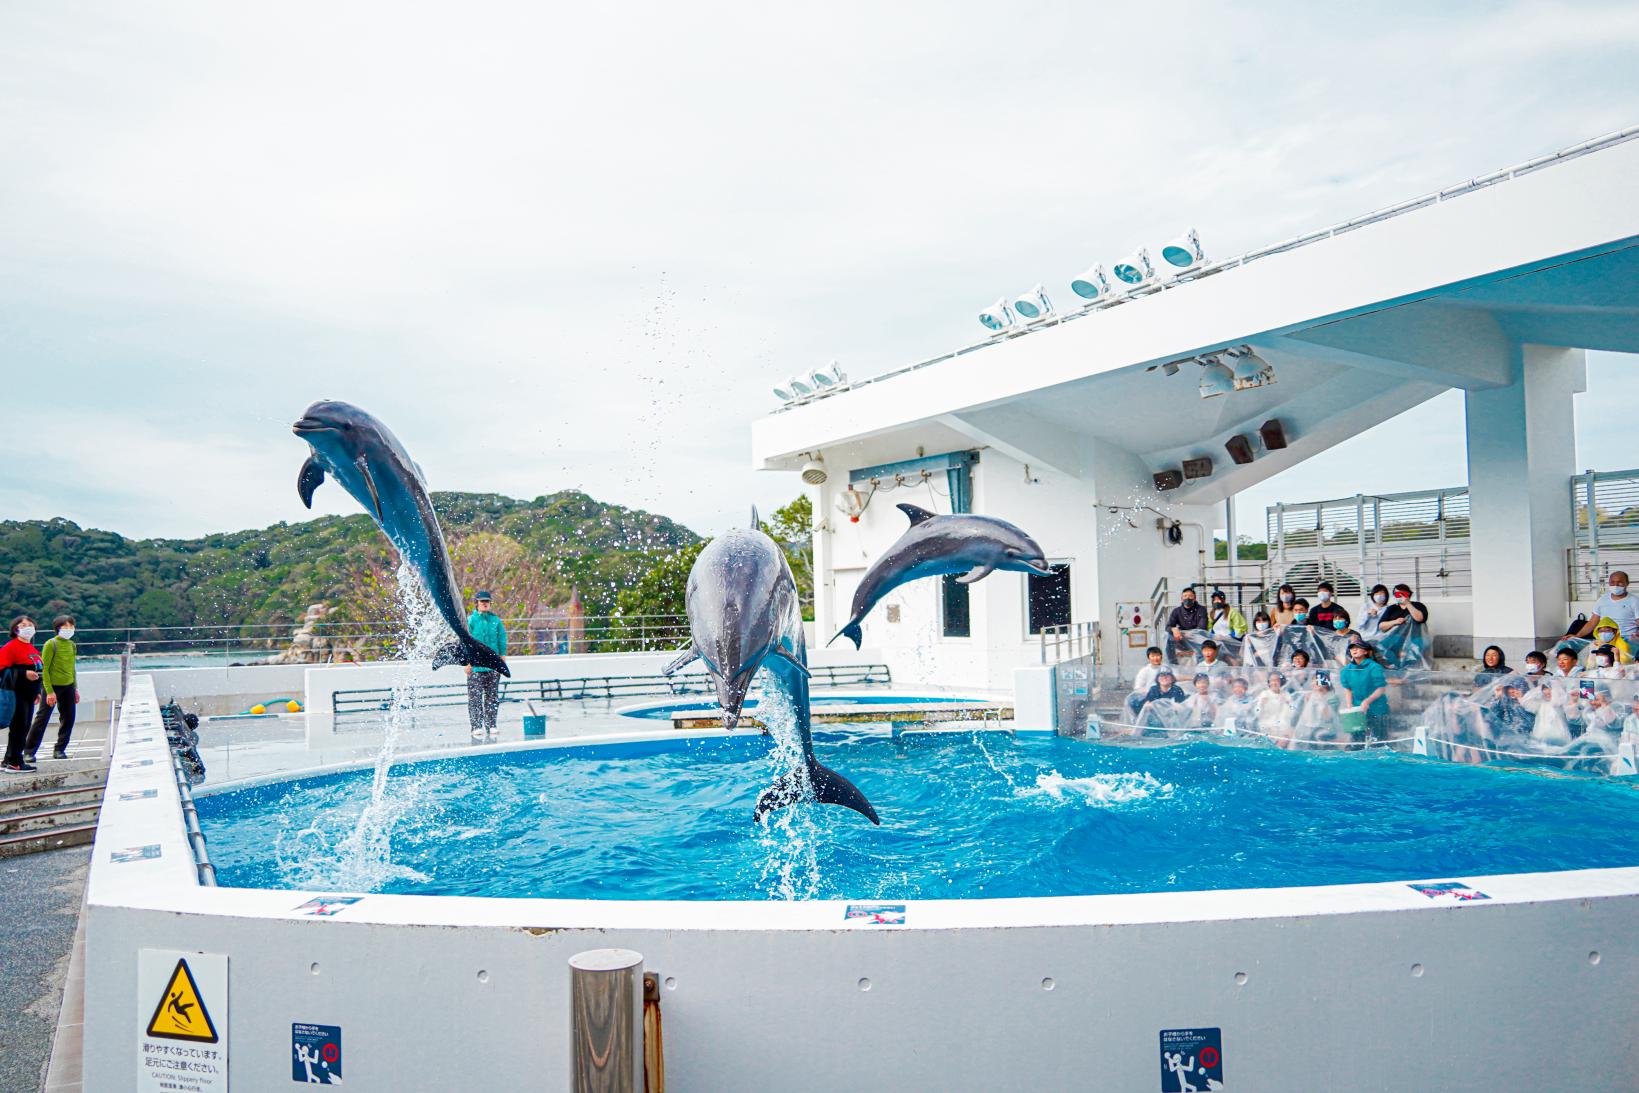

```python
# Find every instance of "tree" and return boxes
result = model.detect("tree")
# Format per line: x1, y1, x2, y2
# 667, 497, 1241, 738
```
607, 540, 707, 651
765, 495, 814, 618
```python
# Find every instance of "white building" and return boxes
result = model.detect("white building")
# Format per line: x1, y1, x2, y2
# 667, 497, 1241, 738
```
753, 127, 1639, 692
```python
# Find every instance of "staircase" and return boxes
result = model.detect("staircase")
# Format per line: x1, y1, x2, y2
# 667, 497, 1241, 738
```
0, 760, 110, 857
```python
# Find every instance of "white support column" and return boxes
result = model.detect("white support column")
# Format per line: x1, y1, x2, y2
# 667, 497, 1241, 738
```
1464, 345, 1585, 660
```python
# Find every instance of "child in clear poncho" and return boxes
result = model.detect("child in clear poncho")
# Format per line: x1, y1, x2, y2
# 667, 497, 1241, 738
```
1294, 671, 1344, 742
1184, 673, 1218, 728
1256, 671, 1297, 746
1218, 677, 1256, 732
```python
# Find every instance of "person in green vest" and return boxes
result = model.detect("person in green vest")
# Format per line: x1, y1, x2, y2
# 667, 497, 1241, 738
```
465, 591, 508, 741
27, 615, 79, 761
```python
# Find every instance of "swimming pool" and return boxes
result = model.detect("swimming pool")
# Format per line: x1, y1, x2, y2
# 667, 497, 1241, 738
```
194, 730, 1639, 900
615, 692, 995, 719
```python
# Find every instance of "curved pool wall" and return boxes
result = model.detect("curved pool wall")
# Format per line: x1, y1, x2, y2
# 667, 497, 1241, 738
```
85, 675, 1639, 1090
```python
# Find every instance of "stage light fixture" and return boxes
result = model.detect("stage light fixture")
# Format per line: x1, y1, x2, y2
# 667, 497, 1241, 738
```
1069, 264, 1112, 302
979, 299, 1016, 332
1112, 248, 1155, 287
800, 453, 828, 485
1260, 419, 1288, 450
1225, 435, 1255, 465
1198, 356, 1235, 399
773, 385, 794, 402
1226, 345, 1275, 391
1159, 229, 1205, 271
1182, 456, 1214, 480
1012, 284, 1053, 321
1153, 469, 1184, 491
789, 375, 813, 398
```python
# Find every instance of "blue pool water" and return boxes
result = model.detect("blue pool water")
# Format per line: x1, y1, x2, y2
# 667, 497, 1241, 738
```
619, 693, 990, 719
195, 732, 1639, 901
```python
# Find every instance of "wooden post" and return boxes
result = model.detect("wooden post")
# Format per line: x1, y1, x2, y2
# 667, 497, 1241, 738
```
570, 949, 643, 1093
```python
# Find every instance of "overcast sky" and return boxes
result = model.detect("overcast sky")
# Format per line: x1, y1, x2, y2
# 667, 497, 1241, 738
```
4, 2, 1638, 541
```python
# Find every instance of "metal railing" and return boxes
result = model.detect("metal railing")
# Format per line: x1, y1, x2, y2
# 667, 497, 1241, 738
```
1039, 621, 1099, 665
331, 663, 895, 725
770, 124, 1639, 410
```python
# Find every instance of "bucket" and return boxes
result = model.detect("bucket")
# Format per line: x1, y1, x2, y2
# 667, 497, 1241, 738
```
523, 701, 547, 738
1339, 708, 1367, 735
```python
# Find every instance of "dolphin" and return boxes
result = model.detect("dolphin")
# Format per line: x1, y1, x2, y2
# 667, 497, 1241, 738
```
664, 512, 879, 825
830, 503, 1052, 649
291, 399, 510, 677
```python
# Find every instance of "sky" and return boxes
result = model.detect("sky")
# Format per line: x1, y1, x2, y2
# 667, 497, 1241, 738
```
3, 2, 1638, 541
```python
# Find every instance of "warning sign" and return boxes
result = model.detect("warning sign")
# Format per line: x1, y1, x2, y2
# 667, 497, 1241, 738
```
138, 949, 228, 1093
292, 1023, 343, 1084
1159, 1027, 1224, 1091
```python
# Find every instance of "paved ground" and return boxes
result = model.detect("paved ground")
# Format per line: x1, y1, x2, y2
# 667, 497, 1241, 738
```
0, 845, 89, 1093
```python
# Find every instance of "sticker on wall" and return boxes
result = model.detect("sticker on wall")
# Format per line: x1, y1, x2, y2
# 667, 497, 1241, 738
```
1409, 881, 1490, 901
1159, 1027, 1223, 1092
845, 903, 907, 925
120, 789, 160, 802
293, 896, 363, 917
291, 1023, 343, 1085
113, 844, 162, 863
123, 758, 156, 769
125, 736, 155, 744
138, 950, 228, 1092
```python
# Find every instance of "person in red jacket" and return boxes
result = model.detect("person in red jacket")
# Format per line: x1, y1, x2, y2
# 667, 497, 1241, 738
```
1, 617, 44, 772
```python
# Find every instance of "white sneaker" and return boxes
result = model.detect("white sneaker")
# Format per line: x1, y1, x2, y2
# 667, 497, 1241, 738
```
471, 730, 485, 742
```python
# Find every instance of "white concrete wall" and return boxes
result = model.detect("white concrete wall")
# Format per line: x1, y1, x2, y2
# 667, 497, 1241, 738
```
77, 661, 314, 721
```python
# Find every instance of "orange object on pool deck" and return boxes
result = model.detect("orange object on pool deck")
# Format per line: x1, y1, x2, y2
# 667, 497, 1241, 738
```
249, 704, 266, 715
286, 700, 303, 713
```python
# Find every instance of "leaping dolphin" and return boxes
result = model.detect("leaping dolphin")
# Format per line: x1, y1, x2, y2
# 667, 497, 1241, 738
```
665, 513, 879, 825
291, 399, 510, 677
830, 503, 1052, 649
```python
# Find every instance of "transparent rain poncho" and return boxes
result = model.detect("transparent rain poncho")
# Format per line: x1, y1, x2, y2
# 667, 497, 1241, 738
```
1418, 667, 1635, 773
1171, 628, 1243, 670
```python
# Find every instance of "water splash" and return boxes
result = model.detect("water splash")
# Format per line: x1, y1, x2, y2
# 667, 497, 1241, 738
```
276, 559, 449, 891
1024, 770, 1172, 806
749, 677, 824, 900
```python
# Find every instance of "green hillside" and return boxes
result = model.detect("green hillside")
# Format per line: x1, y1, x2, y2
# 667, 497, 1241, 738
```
0, 491, 701, 641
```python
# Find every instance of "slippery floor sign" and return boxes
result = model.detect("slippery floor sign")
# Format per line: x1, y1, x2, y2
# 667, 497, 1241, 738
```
139, 949, 228, 1092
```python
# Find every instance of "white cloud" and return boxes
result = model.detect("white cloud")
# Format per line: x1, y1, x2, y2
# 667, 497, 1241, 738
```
2, 1, 1637, 539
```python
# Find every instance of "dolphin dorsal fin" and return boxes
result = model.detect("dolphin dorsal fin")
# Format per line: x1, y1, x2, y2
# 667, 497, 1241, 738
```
897, 503, 936, 526
750, 506, 760, 531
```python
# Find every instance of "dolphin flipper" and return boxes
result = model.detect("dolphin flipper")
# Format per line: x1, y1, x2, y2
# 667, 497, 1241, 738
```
770, 646, 810, 677
432, 638, 511, 677
355, 455, 384, 520
828, 621, 864, 649
662, 646, 699, 676
297, 455, 326, 509
755, 760, 879, 825
956, 561, 997, 584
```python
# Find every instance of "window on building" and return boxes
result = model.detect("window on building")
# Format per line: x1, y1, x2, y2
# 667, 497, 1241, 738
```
1027, 563, 1072, 634
941, 573, 971, 638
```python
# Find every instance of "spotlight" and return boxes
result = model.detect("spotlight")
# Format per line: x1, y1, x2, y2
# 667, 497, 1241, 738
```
1159, 229, 1206, 272
1162, 361, 1179, 376
1260, 419, 1289, 450
979, 299, 1016, 332
1225, 435, 1255, 465
788, 375, 813, 398
773, 385, 794, 402
1226, 345, 1275, 390
826, 362, 847, 386
810, 369, 837, 390
1182, 456, 1213, 480
1112, 249, 1155, 288
1153, 469, 1184, 491
1012, 284, 1053, 321
1069, 264, 1112, 302
801, 453, 828, 485
1198, 356, 1235, 399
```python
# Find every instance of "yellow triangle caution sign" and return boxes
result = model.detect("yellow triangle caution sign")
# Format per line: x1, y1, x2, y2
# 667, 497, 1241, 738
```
145, 958, 219, 1043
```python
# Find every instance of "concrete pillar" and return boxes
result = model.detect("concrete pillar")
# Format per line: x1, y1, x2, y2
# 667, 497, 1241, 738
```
1464, 345, 1585, 660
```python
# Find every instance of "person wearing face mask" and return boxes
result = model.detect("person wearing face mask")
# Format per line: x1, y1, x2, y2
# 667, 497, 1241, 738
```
1207, 589, 1247, 642
1308, 581, 1351, 632
1583, 620, 1632, 668
1164, 587, 1208, 663
1358, 584, 1391, 641
1523, 650, 1549, 677
1271, 584, 1299, 627
1577, 571, 1639, 647
0, 617, 44, 772
26, 615, 79, 761
1587, 645, 1626, 680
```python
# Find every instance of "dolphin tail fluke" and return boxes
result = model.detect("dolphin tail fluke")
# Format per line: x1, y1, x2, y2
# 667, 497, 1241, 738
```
432, 638, 512, 677
753, 761, 880, 825
828, 621, 863, 649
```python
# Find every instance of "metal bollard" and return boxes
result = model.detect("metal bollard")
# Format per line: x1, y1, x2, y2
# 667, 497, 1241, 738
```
570, 949, 644, 1093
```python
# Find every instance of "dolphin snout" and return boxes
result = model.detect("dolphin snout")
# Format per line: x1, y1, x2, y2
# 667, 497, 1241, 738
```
1022, 557, 1054, 576
291, 416, 326, 435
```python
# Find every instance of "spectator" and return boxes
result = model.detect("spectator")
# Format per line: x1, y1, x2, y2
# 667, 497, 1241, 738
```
1309, 582, 1351, 631
1207, 590, 1247, 641
1523, 650, 1548, 676
1290, 598, 1311, 626
1553, 646, 1581, 678
465, 591, 508, 741
1326, 616, 1362, 662
26, 615, 78, 761
1250, 610, 1274, 634
1340, 640, 1390, 739
0, 618, 43, 773
1137, 669, 1185, 718
1271, 584, 1299, 626
1126, 646, 1166, 719
1489, 679, 1533, 737
1187, 674, 1217, 727
1291, 649, 1311, 670
1358, 583, 1391, 638
1378, 584, 1428, 633
1165, 587, 1208, 662
1197, 640, 1231, 683
1588, 645, 1625, 680
1576, 571, 1639, 646
1474, 645, 1511, 687
1586, 619, 1632, 664
1256, 671, 1295, 742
